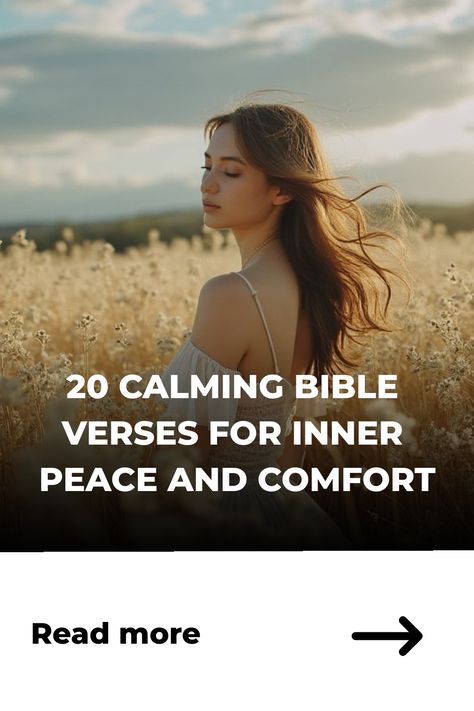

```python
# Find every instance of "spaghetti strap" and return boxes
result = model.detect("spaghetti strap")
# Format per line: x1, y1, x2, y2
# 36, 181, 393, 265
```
232, 271, 280, 374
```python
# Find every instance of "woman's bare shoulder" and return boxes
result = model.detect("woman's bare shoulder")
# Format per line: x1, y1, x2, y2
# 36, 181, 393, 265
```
190, 273, 253, 370
199, 272, 246, 296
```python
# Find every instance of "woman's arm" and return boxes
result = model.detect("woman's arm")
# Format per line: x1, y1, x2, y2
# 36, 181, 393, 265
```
188, 275, 250, 467
191, 274, 250, 369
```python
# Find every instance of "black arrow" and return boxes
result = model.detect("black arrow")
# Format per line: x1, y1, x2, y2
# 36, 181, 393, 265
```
352, 616, 422, 656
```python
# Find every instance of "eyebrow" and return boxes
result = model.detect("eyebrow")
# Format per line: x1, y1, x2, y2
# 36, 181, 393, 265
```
204, 151, 246, 165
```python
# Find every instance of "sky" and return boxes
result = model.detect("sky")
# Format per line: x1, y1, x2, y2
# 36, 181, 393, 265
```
1, 0, 474, 222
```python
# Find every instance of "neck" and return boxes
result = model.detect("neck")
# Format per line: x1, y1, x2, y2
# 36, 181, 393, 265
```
231, 203, 285, 267
233, 226, 281, 268
241, 234, 278, 269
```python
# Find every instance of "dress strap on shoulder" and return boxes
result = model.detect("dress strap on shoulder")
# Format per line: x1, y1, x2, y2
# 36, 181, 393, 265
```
232, 271, 280, 374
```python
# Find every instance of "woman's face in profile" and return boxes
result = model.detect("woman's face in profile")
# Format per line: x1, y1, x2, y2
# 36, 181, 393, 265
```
201, 122, 277, 232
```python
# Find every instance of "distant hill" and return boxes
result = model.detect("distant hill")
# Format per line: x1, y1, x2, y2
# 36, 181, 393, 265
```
0, 202, 473, 252
408, 202, 474, 234
0, 209, 205, 252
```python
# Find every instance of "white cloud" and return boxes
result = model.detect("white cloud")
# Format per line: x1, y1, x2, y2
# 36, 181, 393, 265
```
0, 65, 36, 80
2, 2, 474, 211
379, 0, 474, 37
233, 0, 474, 49
4, 28, 473, 144
0, 125, 203, 188
384, 0, 467, 19
357, 149, 474, 203
3, 94, 474, 200
0, 64, 35, 106
172, 0, 208, 17
15, 0, 76, 14
0, 87, 12, 103
8, 0, 474, 45
55, 0, 156, 36
13, 0, 208, 37
325, 96, 474, 169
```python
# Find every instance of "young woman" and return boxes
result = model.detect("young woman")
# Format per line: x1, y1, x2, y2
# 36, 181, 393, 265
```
160, 102, 404, 548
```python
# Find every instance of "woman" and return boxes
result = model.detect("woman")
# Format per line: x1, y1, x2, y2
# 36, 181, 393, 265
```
160, 101, 405, 548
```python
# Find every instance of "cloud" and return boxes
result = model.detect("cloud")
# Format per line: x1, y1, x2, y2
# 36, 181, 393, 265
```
2, 2, 474, 216
15, 0, 76, 13
13, 0, 208, 35
2, 148, 473, 224
172, 0, 208, 17
384, 0, 459, 16
234, 0, 474, 46
0, 176, 199, 222
326, 96, 474, 167
0, 63, 35, 104
0, 125, 202, 188
356, 150, 474, 203
0, 65, 35, 80
56, 0, 156, 36
1, 26, 473, 149
0, 87, 12, 103
437, 24, 474, 58
9, 0, 474, 46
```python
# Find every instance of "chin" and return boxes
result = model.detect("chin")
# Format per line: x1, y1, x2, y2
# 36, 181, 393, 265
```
203, 215, 223, 227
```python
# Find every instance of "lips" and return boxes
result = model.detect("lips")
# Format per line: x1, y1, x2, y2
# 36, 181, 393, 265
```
202, 201, 220, 207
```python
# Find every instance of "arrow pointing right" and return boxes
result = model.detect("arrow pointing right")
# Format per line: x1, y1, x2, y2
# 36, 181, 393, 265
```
352, 616, 423, 656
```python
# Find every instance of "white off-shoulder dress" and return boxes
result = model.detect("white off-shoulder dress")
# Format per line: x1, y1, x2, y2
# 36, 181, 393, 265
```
159, 271, 348, 548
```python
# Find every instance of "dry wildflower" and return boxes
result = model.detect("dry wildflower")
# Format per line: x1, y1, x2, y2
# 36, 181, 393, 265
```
190, 234, 202, 250
4, 309, 24, 330
187, 257, 201, 276
148, 228, 160, 245
98, 242, 115, 259
170, 236, 190, 252
155, 312, 167, 330
0, 310, 29, 365
90, 242, 115, 271
62, 227, 75, 243
201, 229, 224, 251
168, 315, 184, 331
184, 296, 196, 314
57, 353, 72, 368
75, 313, 96, 331
34, 329, 50, 344
156, 336, 180, 354
74, 313, 99, 384
10, 228, 28, 247
34, 329, 51, 358
114, 322, 132, 349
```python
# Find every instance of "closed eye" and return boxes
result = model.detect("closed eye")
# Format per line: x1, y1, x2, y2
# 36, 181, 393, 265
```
200, 166, 240, 178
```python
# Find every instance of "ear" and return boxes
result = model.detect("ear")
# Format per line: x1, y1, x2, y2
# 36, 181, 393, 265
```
271, 186, 293, 206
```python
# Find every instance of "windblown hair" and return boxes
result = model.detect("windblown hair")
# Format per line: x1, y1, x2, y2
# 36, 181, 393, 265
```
204, 101, 410, 377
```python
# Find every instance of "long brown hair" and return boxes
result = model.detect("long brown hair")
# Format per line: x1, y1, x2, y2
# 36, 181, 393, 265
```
204, 101, 410, 377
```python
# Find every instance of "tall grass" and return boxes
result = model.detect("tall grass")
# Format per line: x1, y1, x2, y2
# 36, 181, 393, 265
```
0, 222, 472, 548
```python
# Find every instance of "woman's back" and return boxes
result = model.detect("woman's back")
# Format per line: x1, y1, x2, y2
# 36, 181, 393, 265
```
159, 267, 346, 547
230, 253, 313, 470
233, 253, 313, 385
161, 250, 319, 471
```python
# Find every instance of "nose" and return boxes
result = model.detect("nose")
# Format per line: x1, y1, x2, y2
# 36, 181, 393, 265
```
200, 169, 218, 195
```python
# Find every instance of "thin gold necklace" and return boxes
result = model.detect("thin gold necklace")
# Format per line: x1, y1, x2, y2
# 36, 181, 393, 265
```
241, 234, 278, 269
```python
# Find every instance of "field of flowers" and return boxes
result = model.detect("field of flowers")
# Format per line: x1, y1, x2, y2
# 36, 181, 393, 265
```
0, 220, 472, 549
